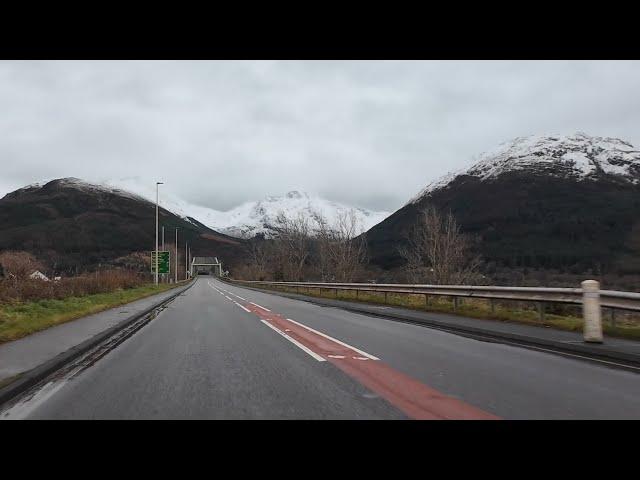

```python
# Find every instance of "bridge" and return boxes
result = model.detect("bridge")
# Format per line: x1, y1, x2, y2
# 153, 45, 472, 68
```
190, 256, 223, 276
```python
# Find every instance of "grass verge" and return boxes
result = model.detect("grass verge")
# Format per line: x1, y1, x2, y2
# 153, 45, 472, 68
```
252, 284, 640, 341
0, 282, 185, 344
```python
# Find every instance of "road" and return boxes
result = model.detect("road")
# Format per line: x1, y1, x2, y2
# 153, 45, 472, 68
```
3, 277, 640, 419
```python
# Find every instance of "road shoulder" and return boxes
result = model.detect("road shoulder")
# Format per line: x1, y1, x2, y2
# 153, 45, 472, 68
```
0, 282, 192, 386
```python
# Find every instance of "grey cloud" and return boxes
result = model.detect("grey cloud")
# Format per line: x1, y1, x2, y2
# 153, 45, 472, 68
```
1, 60, 640, 212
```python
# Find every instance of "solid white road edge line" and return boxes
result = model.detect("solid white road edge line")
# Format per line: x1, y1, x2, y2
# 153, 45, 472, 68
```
234, 301, 252, 313
285, 317, 380, 360
250, 302, 271, 312
259, 320, 326, 362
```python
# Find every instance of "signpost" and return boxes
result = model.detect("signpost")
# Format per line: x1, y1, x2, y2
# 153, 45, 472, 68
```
151, 251, 170, 275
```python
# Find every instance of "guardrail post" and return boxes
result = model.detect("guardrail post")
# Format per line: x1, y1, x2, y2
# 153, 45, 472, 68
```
610, 308, 616, 327
582, 280, 603, 343
537, 302, 545, 322
453, 297, 458, 311
490, 299, 495, 313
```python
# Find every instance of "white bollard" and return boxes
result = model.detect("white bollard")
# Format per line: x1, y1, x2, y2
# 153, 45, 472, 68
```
582, 280, 603, 343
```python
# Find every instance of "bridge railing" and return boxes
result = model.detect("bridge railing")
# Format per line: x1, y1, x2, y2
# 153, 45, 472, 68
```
226, 279, 640, 343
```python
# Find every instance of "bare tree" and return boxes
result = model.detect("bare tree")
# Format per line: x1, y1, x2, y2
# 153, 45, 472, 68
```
113, 251, 151, 272
271, 211, 312, 281
397, 206, 482, 284
242, 209, 368, 282
246, 235, 270, 280
313, 213, 333, 281
315, 209, 368, 282
0, 251, 45, 278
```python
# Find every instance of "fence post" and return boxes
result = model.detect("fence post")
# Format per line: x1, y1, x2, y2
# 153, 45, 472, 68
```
582, 280, 603, 343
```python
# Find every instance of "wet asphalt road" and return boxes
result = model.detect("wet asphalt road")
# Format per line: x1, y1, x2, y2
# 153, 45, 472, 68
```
8, 278, 640, 419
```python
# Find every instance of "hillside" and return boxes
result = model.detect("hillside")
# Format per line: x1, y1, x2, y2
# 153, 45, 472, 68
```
0, 178, 246, 274
365, 133, 640, 278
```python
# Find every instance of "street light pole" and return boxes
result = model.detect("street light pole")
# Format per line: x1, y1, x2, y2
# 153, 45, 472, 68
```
161, 226, 165, 283
154, 182, 163, 285
175, 228, 179, 284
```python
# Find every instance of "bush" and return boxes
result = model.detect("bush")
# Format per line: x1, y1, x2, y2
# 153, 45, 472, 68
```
0, 251, 45, 278
0, 269, 146, 304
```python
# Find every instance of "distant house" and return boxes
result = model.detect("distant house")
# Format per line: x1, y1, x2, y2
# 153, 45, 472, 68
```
29, 270, 50, 281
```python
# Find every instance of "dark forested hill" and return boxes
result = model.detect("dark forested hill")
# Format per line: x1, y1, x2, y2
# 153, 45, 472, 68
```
365, 133, 640, 277
0, 178, 246, 274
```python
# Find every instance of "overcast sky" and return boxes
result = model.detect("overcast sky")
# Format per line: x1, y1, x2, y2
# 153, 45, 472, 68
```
1, 60, 639, 212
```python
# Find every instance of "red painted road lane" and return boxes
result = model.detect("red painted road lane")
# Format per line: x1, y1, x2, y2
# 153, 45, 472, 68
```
244, 303, 500, 420
327, 356, 499, 420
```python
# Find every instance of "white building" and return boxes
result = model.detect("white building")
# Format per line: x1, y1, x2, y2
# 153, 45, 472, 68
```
29, 270, 50, 281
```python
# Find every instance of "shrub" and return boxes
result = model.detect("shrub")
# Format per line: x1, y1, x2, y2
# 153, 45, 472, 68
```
0, 269, 146, 304
0, 251, 45, 278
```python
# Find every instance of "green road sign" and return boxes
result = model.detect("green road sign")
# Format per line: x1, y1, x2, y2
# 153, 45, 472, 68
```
151, 251, 170, 274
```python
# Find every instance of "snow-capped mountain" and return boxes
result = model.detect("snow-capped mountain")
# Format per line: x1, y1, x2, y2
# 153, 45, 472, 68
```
181, 190, 390, 238
409, 132, 640, 204
10, 177, 150, 203
366, 133, 640, 276
100, 178, 389, 238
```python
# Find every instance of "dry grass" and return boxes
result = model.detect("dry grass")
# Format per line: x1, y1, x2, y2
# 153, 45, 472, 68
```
0, 269, 187, 343
0, 281, 183, 344
0, 269, 146, 303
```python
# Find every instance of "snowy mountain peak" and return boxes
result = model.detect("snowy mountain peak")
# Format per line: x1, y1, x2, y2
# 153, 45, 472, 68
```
86, 178, 390, 239
4, 177, 150, 204
285, 190, 307, 200
410, 133, 640, 204
213, 191, 389, 238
